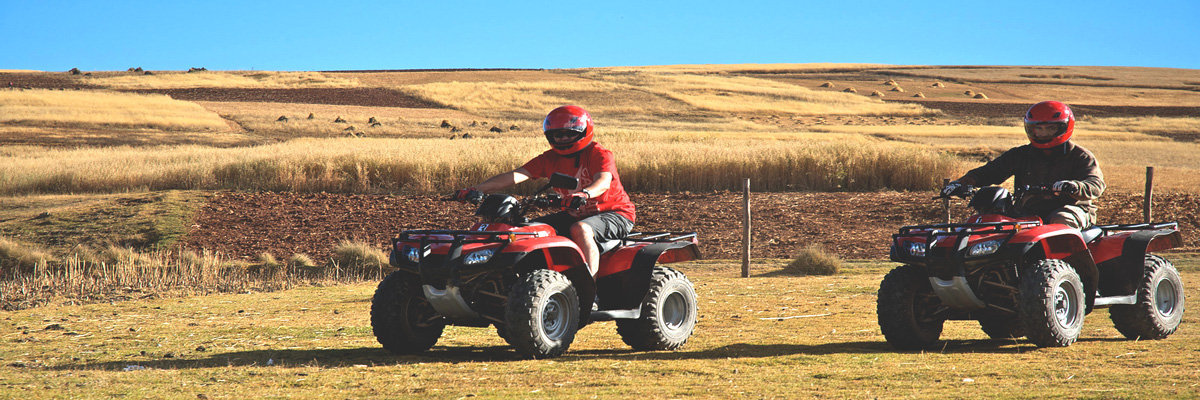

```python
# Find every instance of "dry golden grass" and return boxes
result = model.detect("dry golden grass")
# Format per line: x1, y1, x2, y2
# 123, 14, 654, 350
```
81, 71, 361, 89
0, 89, 230, 131
346, 70, 591, 87
577, 70, 932, 116
0, 136, 962, 195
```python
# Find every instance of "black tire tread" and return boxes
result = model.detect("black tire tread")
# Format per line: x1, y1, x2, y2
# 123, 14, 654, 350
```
1109, 254, 1185, 340
370, 271, 445, 354
616, 266, 698, 351
504, 269, 579, 358
877, 264, 945, 350
1019, 259, 1084, 347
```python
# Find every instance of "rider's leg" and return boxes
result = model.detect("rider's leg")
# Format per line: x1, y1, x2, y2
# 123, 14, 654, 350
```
569, 212, 635, 277
569, 222, 599, 276
1046, 205, 1092, 229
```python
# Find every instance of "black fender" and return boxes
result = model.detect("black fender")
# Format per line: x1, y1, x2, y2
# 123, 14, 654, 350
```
1095, 229, 1182, 297
596, 241, 701, 311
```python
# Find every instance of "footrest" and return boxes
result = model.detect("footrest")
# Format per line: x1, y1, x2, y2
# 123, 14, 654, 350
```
590, 308, 641, 320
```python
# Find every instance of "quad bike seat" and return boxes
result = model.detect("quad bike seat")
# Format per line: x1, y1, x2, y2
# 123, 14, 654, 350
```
598, 238, 622, 254
1081, 226, 1103, 243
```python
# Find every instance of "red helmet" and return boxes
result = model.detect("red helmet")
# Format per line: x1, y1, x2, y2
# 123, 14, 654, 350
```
542, 105, 594, 155
1024, 101, 1075, 149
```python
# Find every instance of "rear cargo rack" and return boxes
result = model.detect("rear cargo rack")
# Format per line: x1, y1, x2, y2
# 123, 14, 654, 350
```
622, 232, 697, 244
1094, 222, 1178, 232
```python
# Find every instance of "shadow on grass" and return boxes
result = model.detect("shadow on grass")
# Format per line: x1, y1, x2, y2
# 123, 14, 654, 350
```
50, 337, 1130, 370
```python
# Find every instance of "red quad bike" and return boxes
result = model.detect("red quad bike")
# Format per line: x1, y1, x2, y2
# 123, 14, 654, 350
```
371, 173, 702, 358
878, 185, 1185, 349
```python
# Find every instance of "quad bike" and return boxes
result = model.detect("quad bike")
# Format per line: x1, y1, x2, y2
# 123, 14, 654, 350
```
878, 185, 1185, 349
371, 173, 702, 358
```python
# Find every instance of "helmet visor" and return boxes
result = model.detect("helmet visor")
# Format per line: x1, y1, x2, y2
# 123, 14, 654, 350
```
1025, 122, 1067, 144
545, 129, 584, 148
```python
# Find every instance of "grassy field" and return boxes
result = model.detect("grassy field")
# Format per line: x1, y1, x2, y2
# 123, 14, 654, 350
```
2, 257, 1197, 398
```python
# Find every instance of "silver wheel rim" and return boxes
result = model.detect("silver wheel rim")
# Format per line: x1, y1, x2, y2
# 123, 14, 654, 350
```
1053, 281, 1080, 328
662, 291, 689, 332
1154, 277, 1178, 317
541, 292, 570, 340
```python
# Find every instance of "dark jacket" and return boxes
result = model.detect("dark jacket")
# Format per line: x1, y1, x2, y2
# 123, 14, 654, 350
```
957, 141, 1105, 219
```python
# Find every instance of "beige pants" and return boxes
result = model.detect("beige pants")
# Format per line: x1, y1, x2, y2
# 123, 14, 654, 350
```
1045, 205, 1094, 229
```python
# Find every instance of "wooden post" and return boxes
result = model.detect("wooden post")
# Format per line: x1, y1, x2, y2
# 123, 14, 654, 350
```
1144, 166, 1155, 223
942, 178, 951, 224
742, 178, 751, 278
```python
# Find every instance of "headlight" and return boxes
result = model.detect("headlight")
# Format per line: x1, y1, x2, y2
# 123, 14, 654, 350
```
406, 247, 421, 263
968, 240, 1001, 257
907, 242, 926, 257
463, 249, 495, 265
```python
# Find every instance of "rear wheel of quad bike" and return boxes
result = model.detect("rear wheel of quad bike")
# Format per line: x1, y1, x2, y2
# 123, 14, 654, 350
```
877, 264, 945, 350
505, 269, 580, 358
978, 316, 1025, 340
1019, 259, 1084, 347
1109, 254, 1185, 340
616, 266, 698, 351
371, 271, 445, 354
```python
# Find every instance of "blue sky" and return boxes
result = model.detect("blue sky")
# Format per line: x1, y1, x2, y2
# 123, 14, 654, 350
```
2, 0, 1198, 71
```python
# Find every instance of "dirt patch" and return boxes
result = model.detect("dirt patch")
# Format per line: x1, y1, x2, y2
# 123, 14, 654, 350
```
179, 191, 1200, 263
127, 88, 447, 108
1, 72, 97, 89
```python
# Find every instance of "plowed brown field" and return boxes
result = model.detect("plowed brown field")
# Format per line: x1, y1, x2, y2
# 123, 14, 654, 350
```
179, 191, 1199, 263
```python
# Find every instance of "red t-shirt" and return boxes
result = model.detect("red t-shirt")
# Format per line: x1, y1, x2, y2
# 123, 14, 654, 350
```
520, 143, 636, 223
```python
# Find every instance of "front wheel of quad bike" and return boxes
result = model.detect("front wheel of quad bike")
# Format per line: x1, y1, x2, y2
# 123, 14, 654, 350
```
371, 271, 445, 354
616, 266, 699, 351
505, 269, 580, 358
1109, 254, 1185, 340
978, 316, 1025, 340
877, 264, 946, 350
1019, 259, 1085, 347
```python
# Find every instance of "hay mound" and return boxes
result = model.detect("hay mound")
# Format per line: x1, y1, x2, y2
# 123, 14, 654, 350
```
884, 79, 899, 86
781, 244, 841, 276
489, 126, 504, 133
890, 86, 905, 92
333, 116, 347, 123
964, 90, 975, 96
974, 93, 989, 99
843, 87, 857, 93
440, 120, 452, 128
276, 115, 288, 122
913, 92, 926, 98
819, 82, 835, 88
870, 90, 885, 97
931, 82, 945, 87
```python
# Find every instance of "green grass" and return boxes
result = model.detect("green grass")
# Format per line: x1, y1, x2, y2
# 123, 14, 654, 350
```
0, 191, 210, 252
2, 258, 1197, 398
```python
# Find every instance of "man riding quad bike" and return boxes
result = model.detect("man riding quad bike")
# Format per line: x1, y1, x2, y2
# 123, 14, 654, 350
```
370, 172, 702, 358
879, 100, 1183, 349
878, 184, 1185, 349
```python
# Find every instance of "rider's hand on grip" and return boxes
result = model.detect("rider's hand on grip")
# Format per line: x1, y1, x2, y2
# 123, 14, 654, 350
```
563, 192, 587, 210
940, 181, 969, 198
452, 188, 483, 203
1051, 180, 1078, 196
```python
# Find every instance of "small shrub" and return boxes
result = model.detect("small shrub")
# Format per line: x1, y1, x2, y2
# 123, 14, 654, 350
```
332, 240, 390, 278
782, 244, 840, 276
287, 253, 316, 268
0, 237, 53, 276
